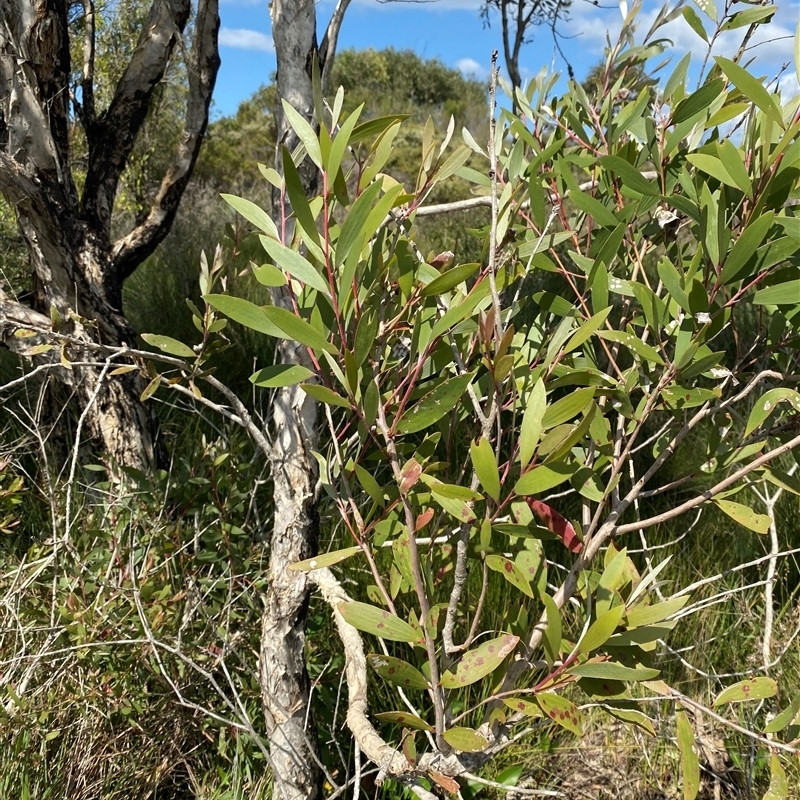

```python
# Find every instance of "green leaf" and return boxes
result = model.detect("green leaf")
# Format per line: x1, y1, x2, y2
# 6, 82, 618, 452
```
289, 546, 362, 572
677, 711, 700, 800
514, 461, 575, 495
671, 78, 725, 125
567, 662, 660, 682
221, 194, 279, 239
686, 153, 739, 191
141, 333, 196, 358
657, 257, 691, 312
336, 180, 383, 267
713, 677, 778, 706
338, 601, 420, 643
542, 387, 595, 428
603, 707, 656, 736
301, 384, 352, 409
367, 654, 430, 690
395, 373, 474, 434
260, 236, 330, 296
355, 464, 385, 507
744, 388, 800, 437
763, 754, 789, 800
327, 103, 363, 181
281, 99, 323, 168
541, 594, 562, 665
350, 114, 409, 145
578, 605, 626, 654
486, 555, 533, 598
441, 727, 489, 753
503, 696, 543, 718
713, 499, 771, 533
716, 140, 752, 198
753, 280, 800, 306
563, 306, 612, 355
599, 156, 660, 196
693, 0, 716, 20
253, 263, 288, 287
596, 330, 664, 364
250, 364, 315, 388
568, 188, 620, 228
719, 212, 775, 284
763, 696, 800, 733
420, 262, 479, 297
682, 6, 708, 42
626, 596, 689, 628
204, 295, 286, 338
536, 692, 583, 735
140, 375, 160, 402
440, 633, 519, 688
374, 711, 432, 731
715, 57, 783, 128
471, 438, 501, 502
262, 306, 338, 354
519, 379, 546, 468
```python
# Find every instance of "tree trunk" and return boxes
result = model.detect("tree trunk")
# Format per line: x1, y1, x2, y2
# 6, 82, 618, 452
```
258, 0, 326, 797
0, 0, 220, 471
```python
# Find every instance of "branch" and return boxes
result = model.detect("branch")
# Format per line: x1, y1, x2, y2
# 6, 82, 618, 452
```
0, 292, 54, 356
81, 0, 192, 233
111, 0, 221, 280
319, 0, 353, 93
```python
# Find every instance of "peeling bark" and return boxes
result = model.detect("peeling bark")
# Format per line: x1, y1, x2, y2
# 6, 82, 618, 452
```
0, 0, 220, 471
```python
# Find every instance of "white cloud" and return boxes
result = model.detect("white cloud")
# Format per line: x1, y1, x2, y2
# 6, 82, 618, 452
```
457, 57, 488, 78
779, 72, 800, 104
219, 27, 274, 52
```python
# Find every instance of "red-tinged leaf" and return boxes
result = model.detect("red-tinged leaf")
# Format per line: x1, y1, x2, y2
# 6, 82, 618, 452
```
374, 711, 433, 731
368, 654, 430, 690
536, 692, 583, 735
526, 499, 582, 553
486, 554, 534, 598
441, 726, 489, 753
416, 507, 435, 531
428, 771, 460, 794
399, 458, 423, 494
440, 633, 519, 688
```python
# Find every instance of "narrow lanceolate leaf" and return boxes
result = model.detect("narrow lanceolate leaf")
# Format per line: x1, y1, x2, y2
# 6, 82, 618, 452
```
301, 384, 352, 409
338, 601, 420, 643
420, 262, 479, 297
713, 499, 771, 534
289, 547, 362, 572
395, 373, 474, 434
578, 605, 626, 654
626, 596, 689, 628
250, 364, 315, 388
677, 711, 700, 800
598, 156, 660, 195
519, 379, 546, 468
140, 375, 161, 402
603, 707, 656, 736
440, 634, 519, 688
744, 388, 800, 438
541, 594, 563, 665
204, 295, 286, 338
596, 329, 664, 364
486, 555, 534, 598
374, 711, 433, 731
281, 99, 324, 168
335, 179, 383, 267
753, 280, 800, 306
718, 212, 775, 284
526, 499, 582, 554
262, 306, 338, 354
714, 57, 784, 128
763, 754, 789, 800
367, 654, 430, 690
713, 677, 777, 707
441, 726, 489, 753
536, 692, 583, 735
503, 697, 544, 717
514, 461, 575, 495
141, 333, 196, 358
260, 235, 330, 296
763, 696, 800, 733
221, 194, 279, 239
471, 438, 501, 502
567, 662, 660, 682
541, 387, 595, 428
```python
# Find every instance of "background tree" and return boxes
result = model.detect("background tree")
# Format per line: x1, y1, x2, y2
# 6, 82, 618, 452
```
0, 0, 220, 470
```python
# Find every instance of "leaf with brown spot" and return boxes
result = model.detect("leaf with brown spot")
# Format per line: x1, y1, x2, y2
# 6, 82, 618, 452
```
536, 692, 583, 735
367, 653, 430, 690
416, 507, 435, 530
399, 458, 423, 494
486, 554, 533, 598
441, 726, 489, 752
375, 711, 433, 731
713, 677, 777, 707
440, 633, 519, 688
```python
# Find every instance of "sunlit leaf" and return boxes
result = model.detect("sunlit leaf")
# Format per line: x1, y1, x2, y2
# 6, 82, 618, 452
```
441, 726, 489, 752
440, 634, 519, 688
763, 754, 788, 800
536, 692, 583, 735
141, 334, 196, 358
367, 654, 430, 690
677, 711, 700, 800
338, 601, 420, 642
250, 364, 315, 388
486, 555, 533, 598
578, 605, 626, 654
374, 711, 432, 731
514, 461, 575, 495
290, 547, 362, 571
713, 499, 771, 534
567, 662, 660, 681
396, 373, 474, 434
626, 596, 689, 628
260, 235, 330, 296
713, 677, 778, 706
301, 384, 352, 409
471, 438, 501, 502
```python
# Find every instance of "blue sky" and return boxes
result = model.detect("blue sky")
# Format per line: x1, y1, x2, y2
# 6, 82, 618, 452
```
214, 0, 799, 118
